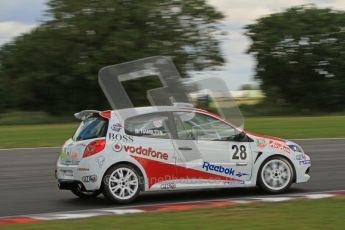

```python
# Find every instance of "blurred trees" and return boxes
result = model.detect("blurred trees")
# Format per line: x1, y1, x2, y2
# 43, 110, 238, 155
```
0, 0, 224, 114
246, 5, 345, 112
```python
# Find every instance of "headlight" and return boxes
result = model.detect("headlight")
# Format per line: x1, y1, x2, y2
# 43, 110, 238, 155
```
288, 144, 303, 153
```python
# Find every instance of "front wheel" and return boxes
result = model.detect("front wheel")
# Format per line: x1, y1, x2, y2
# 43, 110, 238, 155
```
258, 156, 294, 194
102, 164, 142, 204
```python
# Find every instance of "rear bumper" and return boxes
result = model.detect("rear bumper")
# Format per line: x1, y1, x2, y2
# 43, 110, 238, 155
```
56, 162, 102, 191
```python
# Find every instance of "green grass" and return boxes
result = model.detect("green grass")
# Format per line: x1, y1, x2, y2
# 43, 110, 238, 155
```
2, 197, 345, 230
245, 115, 345, 139
0, 111, 74, 125
0, 123, 78, 148
0, 116, 344, 148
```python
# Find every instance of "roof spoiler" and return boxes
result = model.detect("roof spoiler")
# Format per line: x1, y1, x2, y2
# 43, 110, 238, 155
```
74, 110, 100, 120
173, 102, 194, 108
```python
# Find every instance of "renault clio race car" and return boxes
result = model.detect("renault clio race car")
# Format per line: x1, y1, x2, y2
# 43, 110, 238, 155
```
56, 106, 311, 203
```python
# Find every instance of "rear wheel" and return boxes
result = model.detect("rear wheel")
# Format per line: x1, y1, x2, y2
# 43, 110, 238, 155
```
102, 164, 142, 204
258, 156, 294, 193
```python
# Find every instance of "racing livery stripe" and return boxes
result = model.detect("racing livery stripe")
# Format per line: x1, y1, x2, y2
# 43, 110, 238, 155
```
245, 131, 286, 143
132, 156, 240, 188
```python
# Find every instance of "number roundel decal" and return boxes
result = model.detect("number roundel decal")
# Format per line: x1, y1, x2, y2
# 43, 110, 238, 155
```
232, 145, 247, 160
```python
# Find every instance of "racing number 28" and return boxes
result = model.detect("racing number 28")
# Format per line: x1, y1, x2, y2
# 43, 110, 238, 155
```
232, 145, 247, 160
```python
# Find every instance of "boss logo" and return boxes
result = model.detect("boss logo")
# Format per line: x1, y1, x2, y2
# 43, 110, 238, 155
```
108, 133, 134, 143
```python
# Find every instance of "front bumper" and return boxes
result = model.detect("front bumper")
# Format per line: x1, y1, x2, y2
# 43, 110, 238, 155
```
294, 154, 311, 183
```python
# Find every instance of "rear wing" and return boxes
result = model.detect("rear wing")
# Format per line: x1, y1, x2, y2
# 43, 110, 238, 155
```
74, 110, 100, 120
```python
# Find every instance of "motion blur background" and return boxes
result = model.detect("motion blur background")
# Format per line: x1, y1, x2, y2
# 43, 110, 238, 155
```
1, 2, 345, 229
0, 0, 345, 147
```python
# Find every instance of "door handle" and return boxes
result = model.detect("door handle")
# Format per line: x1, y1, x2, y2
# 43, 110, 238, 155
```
236, 162, 248, 166
178, 147, 193, 151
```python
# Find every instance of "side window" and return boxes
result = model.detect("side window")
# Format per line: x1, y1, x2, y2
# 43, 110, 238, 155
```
174, 112, 237, 141
124, 113, 171, 139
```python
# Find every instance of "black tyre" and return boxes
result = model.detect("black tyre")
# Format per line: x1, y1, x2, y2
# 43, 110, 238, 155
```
102, 164, 142, 204
71, 185, 101, 198
258, 156, 294, 194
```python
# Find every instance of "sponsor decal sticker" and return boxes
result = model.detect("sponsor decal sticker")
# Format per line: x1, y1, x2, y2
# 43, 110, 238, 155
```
111, 123, 122, 132
256, 138, 268, 149
299, 160, 311, 165
202, 162, 235, 176
60, 149, 65, 161
224, 180, 245, 185
135, 129, 163, 136
269, 140, 291, 154
108, 133, 134, 143
78, 168, 90, 172
124, 145, 169, 160
70, 152, 78, 158
96, 156, 105, 168
160, 182, 176, 190
113, 143, 123, 152
153, 118, 163, 128
296, 154, 306, 161
82, 175, 97, 183
235, 172, 249, 177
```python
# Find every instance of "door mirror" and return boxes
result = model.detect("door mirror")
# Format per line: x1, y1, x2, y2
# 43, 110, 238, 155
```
234, 131, 247, 141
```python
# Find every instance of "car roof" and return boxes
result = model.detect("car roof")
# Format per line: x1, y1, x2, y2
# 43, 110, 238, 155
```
113, 106, 198, 119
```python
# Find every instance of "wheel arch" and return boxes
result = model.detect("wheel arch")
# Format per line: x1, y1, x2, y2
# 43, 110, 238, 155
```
101, 161, 147, 191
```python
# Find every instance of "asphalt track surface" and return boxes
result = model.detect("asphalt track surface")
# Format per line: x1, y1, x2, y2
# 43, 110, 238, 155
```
0, 139, 344, 217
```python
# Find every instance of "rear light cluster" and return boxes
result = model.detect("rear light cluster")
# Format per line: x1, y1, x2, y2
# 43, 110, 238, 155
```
83, 139, 106, 158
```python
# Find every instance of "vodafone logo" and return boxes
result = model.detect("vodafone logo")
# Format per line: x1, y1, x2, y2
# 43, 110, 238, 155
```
123, 145, 169, 160
113, 143, 122, 152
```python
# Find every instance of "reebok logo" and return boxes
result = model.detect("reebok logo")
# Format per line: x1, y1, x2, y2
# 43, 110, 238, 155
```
202, 162, 235, 176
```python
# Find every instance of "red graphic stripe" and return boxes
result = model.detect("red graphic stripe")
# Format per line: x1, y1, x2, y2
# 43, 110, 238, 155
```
0, 217, 40, 225
245, 131, 286, 143
100, 110, 111, 119
132, 156, 240, 188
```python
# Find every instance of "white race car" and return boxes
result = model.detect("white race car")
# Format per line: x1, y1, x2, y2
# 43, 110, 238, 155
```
56, 106, 311, 203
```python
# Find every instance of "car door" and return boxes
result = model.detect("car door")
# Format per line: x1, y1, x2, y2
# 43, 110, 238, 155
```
123, 112, 177, 190
172, 111, 253, 186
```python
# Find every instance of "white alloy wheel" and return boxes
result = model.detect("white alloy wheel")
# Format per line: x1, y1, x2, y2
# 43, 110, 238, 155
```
103, 164, 142, 203
108, 167, 139, 200
259, 157, 293, 193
